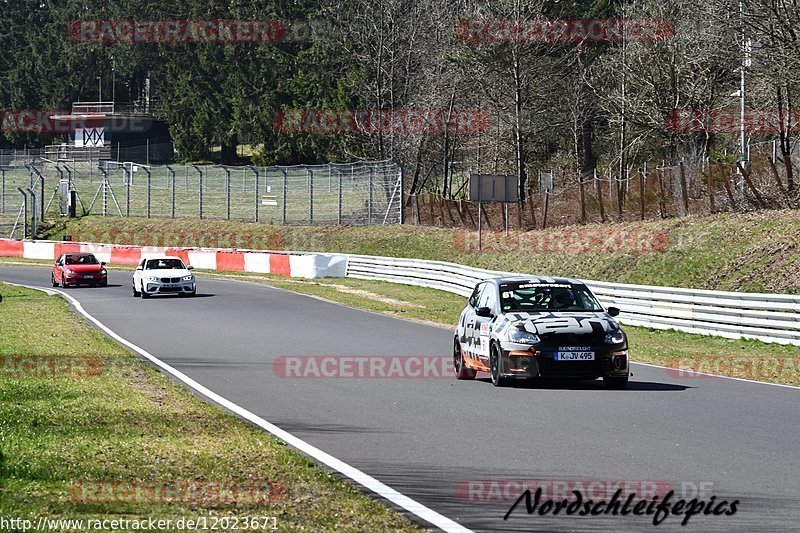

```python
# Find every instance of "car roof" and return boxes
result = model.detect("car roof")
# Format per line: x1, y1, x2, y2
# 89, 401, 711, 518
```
64, 252, 95, 257
141, 255, 185, 261
483, 276, 585, 286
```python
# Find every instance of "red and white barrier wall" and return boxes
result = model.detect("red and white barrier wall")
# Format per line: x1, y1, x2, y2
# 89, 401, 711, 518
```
0, 239, 348, 279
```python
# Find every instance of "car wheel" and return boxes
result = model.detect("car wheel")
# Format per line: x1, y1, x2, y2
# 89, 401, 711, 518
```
61, 277, 68, 288
141, 285, 150, 299
490, 344, 508, 387
603, 375, 629, 389
132, 282, 140, 297
51, 274, 57, 287
100, 280, 108, 287
453, 339, 476, 380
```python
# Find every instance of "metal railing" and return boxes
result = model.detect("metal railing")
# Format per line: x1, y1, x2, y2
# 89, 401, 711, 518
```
344, 255, 800, 346
0, 159, 404, 232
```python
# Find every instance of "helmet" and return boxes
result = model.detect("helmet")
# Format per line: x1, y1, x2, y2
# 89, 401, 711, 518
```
552, 289, 575, 309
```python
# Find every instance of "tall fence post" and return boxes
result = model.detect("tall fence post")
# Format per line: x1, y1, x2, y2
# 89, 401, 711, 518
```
248, 166, 260, 222
223, 167, 231, 220
281, 167, 288, 224
17, 187, 27, 238
193, 165, 203, 219
308, 167, 314, 224
124, 165, 131, 217
100, 168, 107, 216
166, 165, 176, 218
368, 166, 374, 224
25, 187, 36, 238
38, 174, 44, 221
0, 167, 5, 213
337, 169, 343, 225
144, 167, 151, 218
398, 160, 404, 225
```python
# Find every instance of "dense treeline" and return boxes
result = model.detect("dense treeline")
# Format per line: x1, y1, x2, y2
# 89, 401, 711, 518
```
1, 0, 798, 199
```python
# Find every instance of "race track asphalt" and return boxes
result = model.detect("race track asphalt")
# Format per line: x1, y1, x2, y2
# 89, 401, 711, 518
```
2, 266, 798, 532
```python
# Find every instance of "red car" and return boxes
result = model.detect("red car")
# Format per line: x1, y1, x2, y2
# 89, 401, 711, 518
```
51, 253, 108, 288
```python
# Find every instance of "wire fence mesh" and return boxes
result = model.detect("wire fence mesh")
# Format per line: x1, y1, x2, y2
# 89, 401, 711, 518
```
0, 159, 403, 238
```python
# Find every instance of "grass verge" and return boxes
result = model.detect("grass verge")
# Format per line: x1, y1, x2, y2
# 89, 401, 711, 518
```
0, 282, 421, 531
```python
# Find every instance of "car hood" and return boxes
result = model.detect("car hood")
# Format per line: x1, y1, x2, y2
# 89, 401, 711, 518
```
502, 311, 619, 336
143, 268, 192, 277
64, 264, 104, 273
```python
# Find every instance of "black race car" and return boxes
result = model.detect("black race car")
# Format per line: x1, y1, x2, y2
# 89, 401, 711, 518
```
454, 276, 630, 388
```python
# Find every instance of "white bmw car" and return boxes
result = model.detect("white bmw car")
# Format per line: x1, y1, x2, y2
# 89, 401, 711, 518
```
132, 255, 196, 298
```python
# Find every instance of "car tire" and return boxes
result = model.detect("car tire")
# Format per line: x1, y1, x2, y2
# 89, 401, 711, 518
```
132, 282, 140, 297
61, 277, 68, 289
141, 286, 150, 299
453, 339, 476, 380
51, 275, 57, 287
490, 344, 508, 387
603, 375, 629, 389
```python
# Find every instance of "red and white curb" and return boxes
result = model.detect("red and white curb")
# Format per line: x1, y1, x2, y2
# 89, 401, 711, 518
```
0, 239, 347, 279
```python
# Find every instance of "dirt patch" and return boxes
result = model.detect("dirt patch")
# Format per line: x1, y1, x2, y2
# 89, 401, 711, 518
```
208, 273, 423, 308
123, 366, 169, 406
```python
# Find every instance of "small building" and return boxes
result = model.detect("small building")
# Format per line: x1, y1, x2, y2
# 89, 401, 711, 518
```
48, 101, 173, 164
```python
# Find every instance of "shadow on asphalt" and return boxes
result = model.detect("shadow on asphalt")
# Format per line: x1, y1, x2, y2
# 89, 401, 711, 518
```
137, 294, 215, 299
59, 284, 123, 289
475, 377, 690, 391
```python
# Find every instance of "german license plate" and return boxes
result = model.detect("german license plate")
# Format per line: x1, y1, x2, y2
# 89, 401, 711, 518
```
555, 347, 595, 361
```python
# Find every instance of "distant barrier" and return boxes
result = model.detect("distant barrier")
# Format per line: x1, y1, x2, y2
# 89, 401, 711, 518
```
345, 255, 800, 346
0, 238, 346, 279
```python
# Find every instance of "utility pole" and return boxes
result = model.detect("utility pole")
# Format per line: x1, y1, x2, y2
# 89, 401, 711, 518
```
111, 56, 116, 112
738, 0, 751, 192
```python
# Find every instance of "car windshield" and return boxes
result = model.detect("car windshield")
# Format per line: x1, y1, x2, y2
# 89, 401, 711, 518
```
499, 282, 603, 312
65, 255, 99, 265
145, 258, 185, 270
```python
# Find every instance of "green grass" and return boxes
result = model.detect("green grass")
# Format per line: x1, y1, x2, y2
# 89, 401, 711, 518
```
43, 210, 800, 293
0, 282, 421, 531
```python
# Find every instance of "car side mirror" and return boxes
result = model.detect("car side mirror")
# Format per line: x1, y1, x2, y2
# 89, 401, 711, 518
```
135, 266, 143, 271
607, 306, 620, 317
475, 306, 493, 318
101, 261, 106, 266
187, 265, 194, 270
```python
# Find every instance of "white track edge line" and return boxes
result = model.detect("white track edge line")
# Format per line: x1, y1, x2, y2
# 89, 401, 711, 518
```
6, 282, 471, 533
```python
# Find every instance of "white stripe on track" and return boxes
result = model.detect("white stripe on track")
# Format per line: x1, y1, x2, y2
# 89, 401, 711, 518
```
7, 281, 471, 533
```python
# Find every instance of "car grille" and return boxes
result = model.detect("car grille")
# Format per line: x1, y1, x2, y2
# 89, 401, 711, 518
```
159, 286, 183, 292
160, 277, 181, 283
537, 332, 607, 377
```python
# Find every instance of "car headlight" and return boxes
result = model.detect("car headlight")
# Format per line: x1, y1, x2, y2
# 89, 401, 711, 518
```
65, 269, 76, 275
508, 328, 540, 344
605, 329, 626, 344
147, 276, 159, 282
100, 269, 107, 275
182, 275, 194, 281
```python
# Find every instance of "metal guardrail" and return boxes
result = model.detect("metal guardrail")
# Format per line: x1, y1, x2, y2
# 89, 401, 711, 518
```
345, 255, 800, 346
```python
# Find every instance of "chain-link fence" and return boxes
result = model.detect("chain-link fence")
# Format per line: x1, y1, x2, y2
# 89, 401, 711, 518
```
0, 159, 403, 238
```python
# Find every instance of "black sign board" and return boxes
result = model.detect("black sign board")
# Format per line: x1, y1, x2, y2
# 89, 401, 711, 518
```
468, 174, 519, 202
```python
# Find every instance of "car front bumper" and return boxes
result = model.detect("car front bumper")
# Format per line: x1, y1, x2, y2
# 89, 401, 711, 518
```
144, 280, 196, 295
498, 341, 629, 380
64, 273, 107, 285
